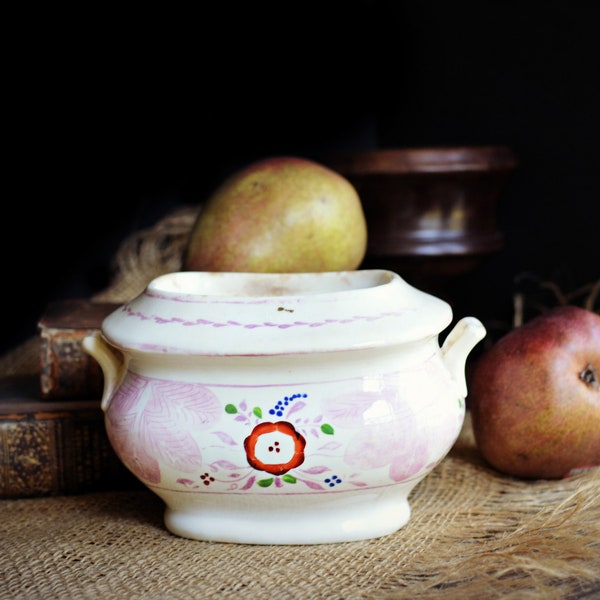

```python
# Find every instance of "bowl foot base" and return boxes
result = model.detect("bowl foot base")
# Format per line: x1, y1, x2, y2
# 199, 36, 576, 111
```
162, 496, 412, 545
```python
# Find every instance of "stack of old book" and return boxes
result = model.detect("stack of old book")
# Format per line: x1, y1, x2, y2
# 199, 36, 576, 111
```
0, 300, 141, 498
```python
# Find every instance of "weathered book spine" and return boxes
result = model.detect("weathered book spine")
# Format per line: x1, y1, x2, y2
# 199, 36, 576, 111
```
38, 299, 120, 400
0, 375, 140, 499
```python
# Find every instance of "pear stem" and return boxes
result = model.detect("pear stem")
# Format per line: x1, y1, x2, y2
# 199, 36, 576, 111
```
580, 363, 599, 390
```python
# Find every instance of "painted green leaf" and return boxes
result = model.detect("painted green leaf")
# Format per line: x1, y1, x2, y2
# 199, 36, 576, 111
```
321, 423, 334, 435
257, 478, 274, 487
225, 404, 238, 414
281, 474, 297, 484
253, 407, 262, 418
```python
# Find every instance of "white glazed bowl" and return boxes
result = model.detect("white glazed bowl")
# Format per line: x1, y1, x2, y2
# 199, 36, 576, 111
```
83, 270, 485, 545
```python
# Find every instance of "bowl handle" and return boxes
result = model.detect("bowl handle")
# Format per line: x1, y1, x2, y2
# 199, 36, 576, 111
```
82, 332, 127, 411
441, 317, 486, 398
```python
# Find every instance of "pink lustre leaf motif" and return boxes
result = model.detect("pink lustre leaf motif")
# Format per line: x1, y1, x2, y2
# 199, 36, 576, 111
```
151, 379, 222, 429
107, 374, 223, 482
107, 374, 161, 483
321, 375, 436, 482
323, 390, 388, 428
212, 431, 237, 446
388, 440, 429, 482
344, 426, 393, 470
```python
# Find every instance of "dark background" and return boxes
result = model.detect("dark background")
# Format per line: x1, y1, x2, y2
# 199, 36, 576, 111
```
4, 2, 599, 356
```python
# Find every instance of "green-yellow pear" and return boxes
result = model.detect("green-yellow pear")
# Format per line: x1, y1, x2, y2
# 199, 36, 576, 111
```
183, 156, 368, 272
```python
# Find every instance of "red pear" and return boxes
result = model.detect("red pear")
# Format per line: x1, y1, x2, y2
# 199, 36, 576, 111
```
469, 305, 600, 479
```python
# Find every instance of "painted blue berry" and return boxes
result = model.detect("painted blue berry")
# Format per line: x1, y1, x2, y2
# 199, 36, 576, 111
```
324, 475, 342, 487
268, 393, 308, 416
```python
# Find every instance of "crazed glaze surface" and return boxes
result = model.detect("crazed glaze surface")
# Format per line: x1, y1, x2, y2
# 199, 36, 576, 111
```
83, 270, 486, 544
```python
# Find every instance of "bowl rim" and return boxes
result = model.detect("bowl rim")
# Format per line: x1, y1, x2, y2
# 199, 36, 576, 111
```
326, 146, 518, 175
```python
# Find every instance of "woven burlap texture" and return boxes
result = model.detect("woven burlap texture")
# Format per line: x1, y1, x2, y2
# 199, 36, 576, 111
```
1, 207, 599, 600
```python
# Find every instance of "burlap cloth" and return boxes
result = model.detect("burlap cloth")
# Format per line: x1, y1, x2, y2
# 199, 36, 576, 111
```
1, 208, 599, 600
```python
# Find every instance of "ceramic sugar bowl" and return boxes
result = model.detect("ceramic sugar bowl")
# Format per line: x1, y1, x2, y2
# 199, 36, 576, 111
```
83, 270, 485, 545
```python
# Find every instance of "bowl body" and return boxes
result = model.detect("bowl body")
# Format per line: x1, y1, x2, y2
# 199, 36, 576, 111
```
85, 270, 485, 544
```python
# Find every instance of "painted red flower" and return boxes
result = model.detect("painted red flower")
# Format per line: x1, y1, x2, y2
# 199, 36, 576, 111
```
244, 421, 306, 475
